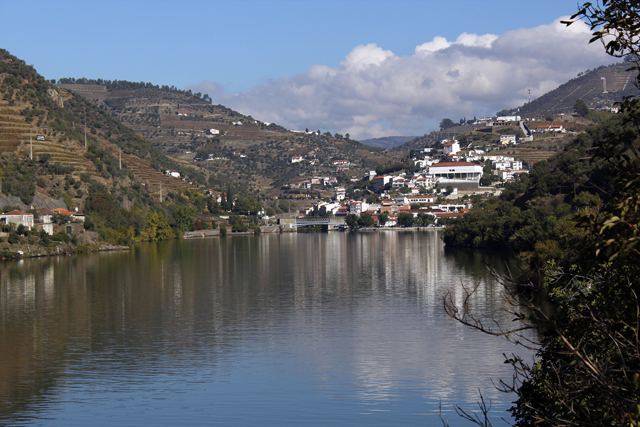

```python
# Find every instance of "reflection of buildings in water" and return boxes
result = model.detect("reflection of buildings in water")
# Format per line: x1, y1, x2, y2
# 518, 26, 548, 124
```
0, 235, 533, 424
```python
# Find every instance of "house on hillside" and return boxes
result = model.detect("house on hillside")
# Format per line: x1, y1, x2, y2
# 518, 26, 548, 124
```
332, 160, 350, 166
0, 210, 34, 230
534, 124, 565, 133
165, 170, 181, 178
500, 135, 516, 145
442, 140, 460, 155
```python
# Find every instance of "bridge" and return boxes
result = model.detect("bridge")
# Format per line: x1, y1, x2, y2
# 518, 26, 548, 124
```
295, 217, 346, 227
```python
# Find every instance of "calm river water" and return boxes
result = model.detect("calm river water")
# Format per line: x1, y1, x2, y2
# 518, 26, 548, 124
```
0, 231, 535, 426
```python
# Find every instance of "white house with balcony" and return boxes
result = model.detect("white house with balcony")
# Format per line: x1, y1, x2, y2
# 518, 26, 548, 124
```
428, 162, 483, 188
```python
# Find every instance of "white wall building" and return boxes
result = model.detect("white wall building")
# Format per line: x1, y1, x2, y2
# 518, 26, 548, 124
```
496, 115, 521, 122
442, 140, 460, 155
0, 210, 34, 230
500, 135, 516, 145
428, 162, 483, 187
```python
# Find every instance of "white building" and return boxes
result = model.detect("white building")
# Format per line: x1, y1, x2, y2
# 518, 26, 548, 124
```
209, 128, 220, 135
373, 175, 392, 192
397, 195, 435, 205
334, 187, 346, 201
442, 140, 460, 155
496, 115, 521, 122
428, 162, 483, 187
500, 135, 516, 145
0, 210, 34, 230
291, 156, 304, 163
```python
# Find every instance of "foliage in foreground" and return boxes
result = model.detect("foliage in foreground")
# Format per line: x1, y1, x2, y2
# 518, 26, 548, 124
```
444, 2, 640, 425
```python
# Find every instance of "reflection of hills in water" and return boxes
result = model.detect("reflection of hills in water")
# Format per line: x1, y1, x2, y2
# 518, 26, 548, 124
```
0, 233, 533, 424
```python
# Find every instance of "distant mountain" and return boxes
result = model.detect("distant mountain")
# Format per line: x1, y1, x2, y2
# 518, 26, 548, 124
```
359, 136, 417, 149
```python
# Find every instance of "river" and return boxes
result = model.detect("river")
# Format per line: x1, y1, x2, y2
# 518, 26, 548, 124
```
0, 231, 535, 426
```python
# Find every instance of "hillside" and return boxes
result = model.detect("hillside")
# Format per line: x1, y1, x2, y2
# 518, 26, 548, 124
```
57, 79, 397, 198
0, 50, 215, 214
516, 61, 639, 117
389, 62, 635, 163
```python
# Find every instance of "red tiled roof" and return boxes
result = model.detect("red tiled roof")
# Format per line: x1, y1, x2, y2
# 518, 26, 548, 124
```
4, 210, 30, 216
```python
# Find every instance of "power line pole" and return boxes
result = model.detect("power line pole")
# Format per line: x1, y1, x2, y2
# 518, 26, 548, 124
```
30, 130, 32, 160
84, 107, 87, 148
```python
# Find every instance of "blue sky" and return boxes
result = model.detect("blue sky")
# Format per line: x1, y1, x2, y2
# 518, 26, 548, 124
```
1, 0, 612, 139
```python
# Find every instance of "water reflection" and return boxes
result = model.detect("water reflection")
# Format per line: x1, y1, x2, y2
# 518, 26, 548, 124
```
0, 232, 534, 426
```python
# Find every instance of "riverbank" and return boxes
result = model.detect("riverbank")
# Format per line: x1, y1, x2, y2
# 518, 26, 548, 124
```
181, 225, 446, 239
0, 242, 130, 260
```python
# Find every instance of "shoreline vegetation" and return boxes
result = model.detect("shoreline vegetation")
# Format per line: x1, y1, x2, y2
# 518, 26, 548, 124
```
1, 225, 443, 260
0, 242, 129, 260
439, 3, 640, 424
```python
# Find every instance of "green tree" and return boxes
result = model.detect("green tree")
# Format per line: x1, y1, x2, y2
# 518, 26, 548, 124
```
439, 118, 455, 130
480, 161, 497, 186
140, 211, 173, 241
345, 213, 358, 228
397, 213, 415, 227
357, 213, 374, 227
171, 204, 197, 232
379, 212, 389, 226
574, 98, 589, 117
224, 184, 234, 211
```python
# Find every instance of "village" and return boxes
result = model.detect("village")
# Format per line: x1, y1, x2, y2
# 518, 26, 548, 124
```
292, 115, 543, 228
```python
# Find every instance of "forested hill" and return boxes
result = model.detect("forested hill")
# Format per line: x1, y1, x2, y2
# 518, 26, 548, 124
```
441, 114, 623, 284
56, 78, 397, 198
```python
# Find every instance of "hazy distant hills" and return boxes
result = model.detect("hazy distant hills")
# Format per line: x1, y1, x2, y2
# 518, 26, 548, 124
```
358, 136, 417, 150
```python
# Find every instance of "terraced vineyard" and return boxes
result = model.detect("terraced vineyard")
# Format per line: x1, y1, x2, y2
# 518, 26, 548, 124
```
114, 148, 204, 198
0, 102, 96, 174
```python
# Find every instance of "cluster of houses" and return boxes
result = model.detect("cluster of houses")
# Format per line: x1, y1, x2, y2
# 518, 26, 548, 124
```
291, 137, 533, 225
290, 156, 351, 172
288, 176, 339, 189
0, 208, 85, 236
299, 195, 472, 227
371, 141, 530, 194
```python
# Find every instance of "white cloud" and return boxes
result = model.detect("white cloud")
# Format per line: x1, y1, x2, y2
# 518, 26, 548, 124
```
202, 17, 611, 140
186, 80, 224, 97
